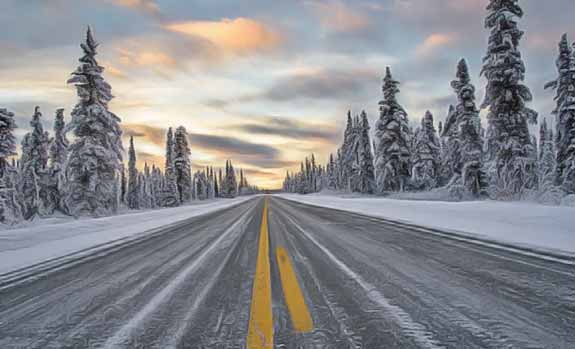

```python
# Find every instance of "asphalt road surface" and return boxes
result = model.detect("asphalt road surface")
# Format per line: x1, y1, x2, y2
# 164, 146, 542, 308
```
0, 196, 574, 348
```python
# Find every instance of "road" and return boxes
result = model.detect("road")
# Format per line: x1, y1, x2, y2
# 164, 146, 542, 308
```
0, 196, 574, 348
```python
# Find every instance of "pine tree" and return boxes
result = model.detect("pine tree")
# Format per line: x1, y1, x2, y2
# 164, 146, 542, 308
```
327, 153, 337, 190
450, 59, 487, 196
127, 136, 139, 209
65, 28, 124, 216
357, 111, 375, 193
161, 127, 179, 207
539, 118, 556, 188
19, 107, 50, 219
340, 112, 355, 191
151, 165, 163, 207
0, 108, 17, 178
173, 126, 192, 203
374, 67, 412, 193
481, 0, 538, 198
412, 111, 441, 190
545, 34, 575, 194
47, 108, 69, 213
49, 109, 68, 171
120, 166, 127, 205
0, 108, 21, 223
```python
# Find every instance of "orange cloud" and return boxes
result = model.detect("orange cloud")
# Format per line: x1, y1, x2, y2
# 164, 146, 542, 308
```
415, 33, 458, 58
110, 0, 160, 16
163, 18, 282, 55
118, 48, 177, 67
306, 0, 371, 33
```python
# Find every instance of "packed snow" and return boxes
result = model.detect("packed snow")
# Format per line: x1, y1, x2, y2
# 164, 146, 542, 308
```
277, 193, 575, 255
0, 197, 253, 275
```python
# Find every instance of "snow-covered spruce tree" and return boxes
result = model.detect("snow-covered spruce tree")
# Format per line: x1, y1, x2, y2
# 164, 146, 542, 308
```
412, 111, 441, 191
47, 108, 69, 213
19, 107, 50, 219
545, 34, 575, 194
0, 108, 21, 223
120, 166, 127, 205
126, 136, 139, 209
173, 126, 192, 203
49, 109, 68, 172
0, 108, 17, 178
151, 165, 163, 207
438, 107, 456, 186
161, 127, 179, 207
223, 160, 238, 198
448, 59, 488, 197
65, 28, 124, 216
327, 153, 337, 190
193, 171, 208, 200
339, 112, 355, 191
357, 111, 375, 193
538, 118, 556, 188
481, 0, 538, 199
374, 67, 412, 193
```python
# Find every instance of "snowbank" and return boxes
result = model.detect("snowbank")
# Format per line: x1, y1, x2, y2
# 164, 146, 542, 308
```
276, 193, 575, 255
0, 197, 254, 275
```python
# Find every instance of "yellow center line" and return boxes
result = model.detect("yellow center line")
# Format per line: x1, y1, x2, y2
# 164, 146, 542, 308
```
247, 197, 273, 348
276, 246, 314, 333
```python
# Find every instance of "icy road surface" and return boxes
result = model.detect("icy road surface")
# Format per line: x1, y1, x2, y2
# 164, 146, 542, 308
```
0, 196, 574, 348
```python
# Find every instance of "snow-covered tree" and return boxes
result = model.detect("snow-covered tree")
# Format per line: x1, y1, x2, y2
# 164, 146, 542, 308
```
412, 111, 441, 190
127, 136, 139, 209
65, 28, 123, 216
150, 165, 163, 207
49, 109, 68, 171
46, 108, 69, 213
19, 107, 50, 219
193, 171, 209, 200
374, 67, 412, 193
0, 108, 17, 178
327, 153, 337, 190
0, 108, 21, 223
221, 160, 238, 198
161, 127, 179, 207
545, 34, 575, 194
447, 59, 488, 196
481, 0, 538, 198
538, 118, 556, 188
339, 112, 355, 191
173, 126, 192, 203
357, 111, 375, 193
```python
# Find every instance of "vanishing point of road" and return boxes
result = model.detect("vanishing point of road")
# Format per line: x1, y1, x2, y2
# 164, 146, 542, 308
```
1, 196, 574, 348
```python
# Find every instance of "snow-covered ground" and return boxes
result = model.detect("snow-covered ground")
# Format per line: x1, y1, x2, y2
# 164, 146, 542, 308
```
0, 197, 254, 275
276, 193, 575, 255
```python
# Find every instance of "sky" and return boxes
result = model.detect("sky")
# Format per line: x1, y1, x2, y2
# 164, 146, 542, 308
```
0, 0, 573, 189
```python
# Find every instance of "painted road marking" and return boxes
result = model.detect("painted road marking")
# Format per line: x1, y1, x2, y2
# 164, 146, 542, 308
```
276, 246, 314, 333
247, 198, 274, 348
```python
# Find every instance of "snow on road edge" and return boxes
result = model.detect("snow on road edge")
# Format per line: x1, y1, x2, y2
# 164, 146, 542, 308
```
0, 196, 255, 275
275, 194, 575, 255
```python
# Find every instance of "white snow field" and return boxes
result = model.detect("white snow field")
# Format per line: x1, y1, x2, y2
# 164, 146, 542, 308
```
276, 193, 575, 256
0, 197, 254, 276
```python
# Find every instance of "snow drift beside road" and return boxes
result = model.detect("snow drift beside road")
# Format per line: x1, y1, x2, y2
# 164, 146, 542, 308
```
0, 197, 254, 275
276, 193, 575, 255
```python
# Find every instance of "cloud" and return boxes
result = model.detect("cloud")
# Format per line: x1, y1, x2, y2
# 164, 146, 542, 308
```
243, 68, 379, 103
234, 117, 339, 142
188, 132, 294, 169
108, 0, 161, 17
163, 18, 282, 55
415, 33, 458, 58
305, 0, 371, 33
123, 123, 166, 146
118, 48, 177, 68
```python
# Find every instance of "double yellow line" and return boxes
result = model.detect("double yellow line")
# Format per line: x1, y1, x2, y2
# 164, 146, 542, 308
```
247, 198, 313, 348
